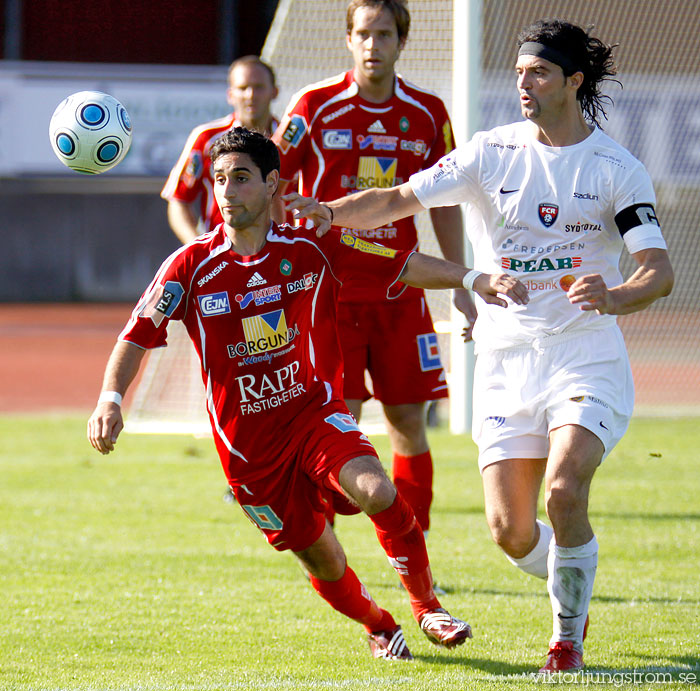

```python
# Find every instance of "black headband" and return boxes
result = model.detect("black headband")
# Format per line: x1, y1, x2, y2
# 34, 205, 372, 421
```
518, 41, 581, 75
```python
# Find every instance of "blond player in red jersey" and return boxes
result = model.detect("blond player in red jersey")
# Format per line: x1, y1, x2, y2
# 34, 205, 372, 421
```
88, 127, 529, 660
272, 0, 476, 541
162, 55, 280, 244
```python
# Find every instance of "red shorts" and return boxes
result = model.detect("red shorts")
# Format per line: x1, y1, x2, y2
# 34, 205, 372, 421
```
338, 297, 448, 405
229, 400, 373, 553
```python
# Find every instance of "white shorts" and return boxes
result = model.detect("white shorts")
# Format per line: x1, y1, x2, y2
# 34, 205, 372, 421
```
472, 326, 634, 472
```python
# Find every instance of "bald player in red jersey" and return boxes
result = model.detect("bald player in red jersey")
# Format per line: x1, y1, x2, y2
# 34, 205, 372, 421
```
88, 128, 527, 659
272, 0, 476, 537
162, 55, 280, 244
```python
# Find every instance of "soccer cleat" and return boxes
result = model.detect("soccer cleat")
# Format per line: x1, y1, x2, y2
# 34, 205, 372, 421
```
367, 625, 414, 660
539, 640, 584, 673
419, 608, 472, 649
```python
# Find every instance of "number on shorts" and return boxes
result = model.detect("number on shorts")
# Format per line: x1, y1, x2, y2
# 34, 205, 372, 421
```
241, 504, 283, 531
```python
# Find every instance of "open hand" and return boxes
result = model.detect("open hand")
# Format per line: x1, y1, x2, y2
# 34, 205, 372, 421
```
282, 193, 333, 237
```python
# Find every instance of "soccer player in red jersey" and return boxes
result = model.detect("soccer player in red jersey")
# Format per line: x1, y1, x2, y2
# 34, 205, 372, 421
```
271, 0, 477, 537
162, 55, 280, 244
88, 128, 528, 659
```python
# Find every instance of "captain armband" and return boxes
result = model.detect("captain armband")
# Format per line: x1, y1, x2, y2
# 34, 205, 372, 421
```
614, 203, 667, 254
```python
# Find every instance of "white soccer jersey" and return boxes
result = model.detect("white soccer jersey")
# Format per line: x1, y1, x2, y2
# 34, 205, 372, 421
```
410, 122, 667, 350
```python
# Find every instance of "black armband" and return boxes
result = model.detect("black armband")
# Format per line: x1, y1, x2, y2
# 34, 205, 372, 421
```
614, 203, 660, 237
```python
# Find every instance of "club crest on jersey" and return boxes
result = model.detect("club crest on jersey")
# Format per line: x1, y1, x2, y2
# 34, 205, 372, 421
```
539, 203, 559, 227
198, 291, 231, 316
227, 309, 300, 359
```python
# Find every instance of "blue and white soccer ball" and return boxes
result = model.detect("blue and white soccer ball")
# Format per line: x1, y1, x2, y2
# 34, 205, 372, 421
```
48, 91, 132, 174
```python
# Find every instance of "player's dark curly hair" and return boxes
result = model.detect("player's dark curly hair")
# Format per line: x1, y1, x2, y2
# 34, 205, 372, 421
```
209, 127, 280, 179
517, 19, 620, 127
346, 0, 410, 43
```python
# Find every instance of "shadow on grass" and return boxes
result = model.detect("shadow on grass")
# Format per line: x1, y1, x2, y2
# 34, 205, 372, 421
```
591, 511, 700, 521
434, 504, 485, 517
413, 654, 534, 676
422, 585, 699, 607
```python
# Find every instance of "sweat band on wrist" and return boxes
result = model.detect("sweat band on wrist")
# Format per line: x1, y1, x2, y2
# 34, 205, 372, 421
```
324, 204, 334, 223
462, 270, 482, 291
98, 391, 122, 406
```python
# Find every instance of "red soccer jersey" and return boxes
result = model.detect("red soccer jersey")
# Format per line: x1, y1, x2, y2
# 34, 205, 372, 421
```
161, 113, 280, 232
119, 223, 411, 483
272, 69, 455, 302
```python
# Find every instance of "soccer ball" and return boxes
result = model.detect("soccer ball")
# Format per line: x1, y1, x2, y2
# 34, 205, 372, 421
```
48, 91, 132, 174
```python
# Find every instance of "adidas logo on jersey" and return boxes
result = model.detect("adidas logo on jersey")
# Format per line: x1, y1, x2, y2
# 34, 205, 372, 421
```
247, 272, 266, 287
367, 119, 386, 134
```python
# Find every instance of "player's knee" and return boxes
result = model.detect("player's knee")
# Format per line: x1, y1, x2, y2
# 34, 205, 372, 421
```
487, 513, 536, 558
383, 403, 426, 437
545, 483, 586, 527
358, 474, 397, 515
338, 456, 396, 514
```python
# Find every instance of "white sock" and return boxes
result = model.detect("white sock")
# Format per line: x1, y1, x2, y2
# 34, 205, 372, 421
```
505, 519, 552, 579
547, 535, 598, 652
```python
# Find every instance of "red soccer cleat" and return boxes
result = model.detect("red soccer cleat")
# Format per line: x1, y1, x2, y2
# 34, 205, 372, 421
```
367, 625, 414, 660
419, 608, 472, 649
539, 640, 584, 673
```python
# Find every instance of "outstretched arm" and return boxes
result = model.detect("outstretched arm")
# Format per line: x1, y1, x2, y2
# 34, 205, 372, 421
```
400, 252, 529, 309
567, 248, 673, 315
87, 340, 146, 455
284, 182, 423, 236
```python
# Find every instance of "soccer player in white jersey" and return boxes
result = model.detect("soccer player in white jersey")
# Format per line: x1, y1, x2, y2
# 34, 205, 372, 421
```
284, 19, 674, 673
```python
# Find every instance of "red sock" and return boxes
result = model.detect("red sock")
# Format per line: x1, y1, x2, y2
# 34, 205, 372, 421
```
309, 566, 396, 633
369, 493, 441, 620
392, 451, 433, 531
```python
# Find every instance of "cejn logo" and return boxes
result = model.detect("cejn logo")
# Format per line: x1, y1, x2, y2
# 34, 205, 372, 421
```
322, 129, 352, 150
198, 291, 231, 316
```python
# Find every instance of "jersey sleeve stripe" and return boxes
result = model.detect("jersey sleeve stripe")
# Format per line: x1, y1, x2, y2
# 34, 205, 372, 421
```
282, 72, 348, 118
160, 115, 234, 200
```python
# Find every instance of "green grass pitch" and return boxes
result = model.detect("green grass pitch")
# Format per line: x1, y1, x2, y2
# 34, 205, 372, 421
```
1, 416, 698, 690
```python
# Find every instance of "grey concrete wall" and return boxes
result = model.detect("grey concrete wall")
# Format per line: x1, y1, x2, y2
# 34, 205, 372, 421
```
1, 178, 180, 302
